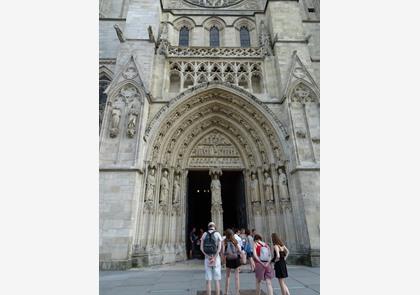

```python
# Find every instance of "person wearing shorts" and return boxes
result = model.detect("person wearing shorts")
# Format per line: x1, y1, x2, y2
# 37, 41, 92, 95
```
253, 234, 274, 295
200, 222, 222, 295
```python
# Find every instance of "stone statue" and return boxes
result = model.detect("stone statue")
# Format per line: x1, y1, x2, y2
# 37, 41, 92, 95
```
127, 102, 140, 138
277, 168, 289, 200
145, 168, 156, 202
160, 170, 169, 204
210, 173, 222, 205
173, 174, 181, 204
109, 107, 122, 138
263, 171, 274, 202
259, 21, 273, 56
250, 172, 260, 203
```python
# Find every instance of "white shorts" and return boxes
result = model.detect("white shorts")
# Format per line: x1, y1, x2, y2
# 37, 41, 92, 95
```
205, 264, 221, 281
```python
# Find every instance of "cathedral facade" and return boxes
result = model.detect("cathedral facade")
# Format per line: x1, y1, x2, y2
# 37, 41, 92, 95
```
99, 0, 320, 270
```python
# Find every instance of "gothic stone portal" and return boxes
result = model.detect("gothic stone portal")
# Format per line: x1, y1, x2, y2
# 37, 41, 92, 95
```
131, 87, 305, 268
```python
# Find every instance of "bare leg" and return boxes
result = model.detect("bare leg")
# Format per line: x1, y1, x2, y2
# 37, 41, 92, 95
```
249, 257, 255, 272
235, 268, 240, 295
206, 280, 211, 295
279, 278, 290, 295
266, 279, 274, 295
256, 280, 261, 295
225, 268, 231, 295
215, 280, 220, 295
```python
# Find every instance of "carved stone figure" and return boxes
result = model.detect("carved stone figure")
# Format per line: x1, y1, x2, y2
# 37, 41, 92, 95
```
250, 172, 260, 203
145, 168, 156, 202
210, 173, 222, 205
127, 102, 140, 138
259, 21, 273, 56
173, 174, 181, 204
159, 170, 169, 204
263, 171, 274, 202
277, 168, 289, 200
109, 107, 122, 138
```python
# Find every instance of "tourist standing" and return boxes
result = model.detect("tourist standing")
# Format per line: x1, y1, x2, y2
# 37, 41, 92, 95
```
271, 233, 290, 295
200, 222, 223, 295
189, 227, 197, 259
244, 229, 255, 272
253, 234, 274, 295
222, 229, 242, 295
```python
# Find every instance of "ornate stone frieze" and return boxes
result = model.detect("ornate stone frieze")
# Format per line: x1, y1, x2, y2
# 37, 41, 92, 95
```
188, 131, 243, 168
183, 0, 244, 8
167, 46, 265, 59
168, 60, 264, 94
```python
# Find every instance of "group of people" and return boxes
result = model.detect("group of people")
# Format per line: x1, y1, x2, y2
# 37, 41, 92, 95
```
199, 222, 291, 295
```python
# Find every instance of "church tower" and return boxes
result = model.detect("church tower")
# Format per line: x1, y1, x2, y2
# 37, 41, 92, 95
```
99, 0, 320, 270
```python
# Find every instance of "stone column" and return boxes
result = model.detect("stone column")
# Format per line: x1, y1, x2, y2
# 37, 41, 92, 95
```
209, 168, 223, 230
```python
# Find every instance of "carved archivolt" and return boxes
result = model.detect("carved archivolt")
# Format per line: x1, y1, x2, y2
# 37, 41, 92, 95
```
146, 87, 287, 169
146, 82, 289, 141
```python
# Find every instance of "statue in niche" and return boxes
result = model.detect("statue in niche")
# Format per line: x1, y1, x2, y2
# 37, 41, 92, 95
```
145, 168, 156, 202
259, 21, 273, 56
263, 171, 274, 202
160, 170, 170, 204
109, 106, 122, 138
173, 174, 181, 204
250, 172, 260, 203
277, 167, 289, 200
127, 101, 140, 138
210, 173, 222, 205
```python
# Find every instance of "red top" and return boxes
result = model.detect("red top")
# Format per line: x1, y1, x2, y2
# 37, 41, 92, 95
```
255, 241, 267, 257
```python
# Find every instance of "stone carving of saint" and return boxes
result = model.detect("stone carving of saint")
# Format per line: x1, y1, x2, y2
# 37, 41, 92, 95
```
277, 168, 289, 200
263, 171, 274, 202
145, 168, 156, 202
173, 174, 181, 204
250, 172, 260, 203
210, 173, 222, 205
159, 170, 169, 204
109, 107, 122, 138
127, 102, 140, 138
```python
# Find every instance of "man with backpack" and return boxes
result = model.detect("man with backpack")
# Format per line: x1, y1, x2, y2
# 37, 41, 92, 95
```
200, 222, 222, 295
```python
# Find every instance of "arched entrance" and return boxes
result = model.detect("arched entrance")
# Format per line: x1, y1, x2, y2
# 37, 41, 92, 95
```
135, 83, 293, 265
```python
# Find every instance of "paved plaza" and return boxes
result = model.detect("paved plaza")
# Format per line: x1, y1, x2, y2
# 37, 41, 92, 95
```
100, 260, 320, 295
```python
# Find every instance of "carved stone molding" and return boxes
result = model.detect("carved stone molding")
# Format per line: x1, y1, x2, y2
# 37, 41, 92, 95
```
290, 83, 317, 104
144, 200, 154, 214
147, 91, 284, 168
144, 82, 289, 140
295, 128, 307, 139
265, 200, 275, 213
183, 0, 244, 8
167, 46, 265, 59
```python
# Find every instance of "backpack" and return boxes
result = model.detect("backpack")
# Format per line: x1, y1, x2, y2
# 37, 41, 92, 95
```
225, 241, 239, 260
203, 231, 218, 255
258, 242, 271, 262
244, 238, 252, 254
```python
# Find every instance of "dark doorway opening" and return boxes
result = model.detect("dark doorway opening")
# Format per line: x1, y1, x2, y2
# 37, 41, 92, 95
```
186, 170, 211, 258
186, 170, 248, 257
220, 171, 247, 231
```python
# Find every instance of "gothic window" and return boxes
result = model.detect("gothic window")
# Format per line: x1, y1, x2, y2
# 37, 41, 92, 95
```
210, 26, 220, 47
179, 26, 189, 47
240, 27, 251, 47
